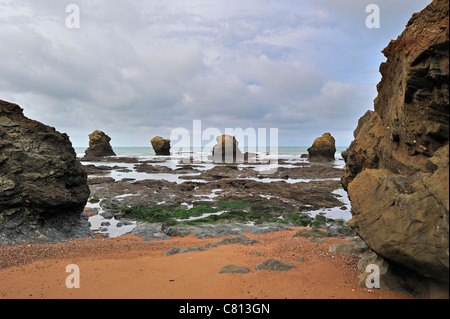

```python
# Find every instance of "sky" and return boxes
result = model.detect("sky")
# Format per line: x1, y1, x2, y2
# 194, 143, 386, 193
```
0, 0, 432, 147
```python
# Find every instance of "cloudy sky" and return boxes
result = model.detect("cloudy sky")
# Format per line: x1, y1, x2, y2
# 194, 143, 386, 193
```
0, 0, 432, 147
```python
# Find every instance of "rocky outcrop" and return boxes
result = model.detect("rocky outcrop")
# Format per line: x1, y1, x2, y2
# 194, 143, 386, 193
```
150, 136, 171, 156
83, 130, 116, 159
255, 258, 296, 271
212, 135, 243, 163
307, 133, 336, 161
341, 0, 449, 298
0, 100, 92, 245
219, 265, 251, 274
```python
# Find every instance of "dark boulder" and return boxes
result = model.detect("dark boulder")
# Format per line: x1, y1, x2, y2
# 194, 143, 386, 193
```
0, 100, 92, 245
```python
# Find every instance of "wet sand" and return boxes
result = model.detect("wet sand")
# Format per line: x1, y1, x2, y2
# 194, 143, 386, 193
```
0, 227, 413, 299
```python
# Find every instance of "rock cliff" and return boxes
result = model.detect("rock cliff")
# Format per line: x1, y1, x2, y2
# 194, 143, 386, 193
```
0, 100, 92, 245
341, 0, 449, 298
83, 130, 116, 159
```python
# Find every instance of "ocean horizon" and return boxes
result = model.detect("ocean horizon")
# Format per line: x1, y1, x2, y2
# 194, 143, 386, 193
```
74, 146, 348, 159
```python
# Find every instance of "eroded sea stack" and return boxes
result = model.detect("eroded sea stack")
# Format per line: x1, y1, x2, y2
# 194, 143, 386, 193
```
83, 130, 116, 159
0, 100, 92, 245
341, 0, 449, 298
151, 136, 171, 156
307, 133, 336, 161
212, 135, 244, 163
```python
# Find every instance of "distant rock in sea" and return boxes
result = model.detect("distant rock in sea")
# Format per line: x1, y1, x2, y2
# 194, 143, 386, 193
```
0, 99, 92, 245
83, 130, 116, 159
212, 134, 243, 163
341, 0, 449, 299
151, 136, 171, 156
307, 133, 336, 161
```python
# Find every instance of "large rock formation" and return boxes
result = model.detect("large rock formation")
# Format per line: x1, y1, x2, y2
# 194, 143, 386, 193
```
151, 136, 171, 156
307, 133, 336, 161
212, 135, 244, 163
0, 100, 92, 245
83, 130, 116, 159
341, 0, 449, 298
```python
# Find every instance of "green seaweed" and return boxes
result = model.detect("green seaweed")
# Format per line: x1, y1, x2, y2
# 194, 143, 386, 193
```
121, 204, 216, 224
120, 197, 318, 226
287, 213, 311, 226
183, 209, 273, 225
311, 214, 327, 227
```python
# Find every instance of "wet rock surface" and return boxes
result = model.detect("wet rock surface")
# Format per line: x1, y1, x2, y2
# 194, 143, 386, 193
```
79, 150, 354, 243
83, 157, 345, 213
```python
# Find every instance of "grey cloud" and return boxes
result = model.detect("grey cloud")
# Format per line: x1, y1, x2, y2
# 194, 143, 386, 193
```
0, 0, 432, 147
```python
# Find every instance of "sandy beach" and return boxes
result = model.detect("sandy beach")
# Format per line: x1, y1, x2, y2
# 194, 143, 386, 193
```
0, 227, 413, 300
0, 150, 416, 301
